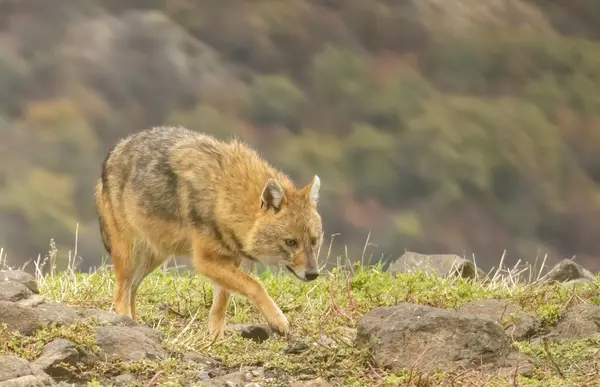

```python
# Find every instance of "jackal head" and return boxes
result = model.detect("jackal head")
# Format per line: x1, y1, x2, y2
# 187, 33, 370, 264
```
247, 175, 324, 282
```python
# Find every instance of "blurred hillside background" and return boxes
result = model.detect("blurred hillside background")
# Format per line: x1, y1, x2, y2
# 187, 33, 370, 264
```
1, 0, 600, 273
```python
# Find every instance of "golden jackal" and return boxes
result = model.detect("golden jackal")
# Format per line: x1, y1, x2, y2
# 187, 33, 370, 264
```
94, 126, 323, 339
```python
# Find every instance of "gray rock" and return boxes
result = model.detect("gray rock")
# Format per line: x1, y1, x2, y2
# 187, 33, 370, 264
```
562, 278, 595, 287
228, 323, 271, 343
183, 352, 221, 367
33, 339, 81, 379
94, 325, 166, 362
0, 271, 39, 294
0, 356, 52, 387
544, 304, 600, 342
456, 299, 540, 341
0, 300, 80, 336
545, 259, 596, 284
0, 375, 51, 387
131, 325, 164, 343
0, 356, 31, 382
35, 302, 80, 327
0, 282, 33, 303
74, 307, 137, 326
197, 367, 264, 387
0, 301, 46, 335
111, 373, 137, 386
283, 341, 310, 355
490, 352, 536, 379
290, 378, 333, 387
16, 295, 46, 308
387, 252, 486, 280
355, 304, 511, 374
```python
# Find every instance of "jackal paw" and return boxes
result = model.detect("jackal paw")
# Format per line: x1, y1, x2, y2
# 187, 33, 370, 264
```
267, 311, 290, 337
208, 325, 225, 341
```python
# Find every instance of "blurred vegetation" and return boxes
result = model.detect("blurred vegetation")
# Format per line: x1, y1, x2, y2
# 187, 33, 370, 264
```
2, 0, 600, 272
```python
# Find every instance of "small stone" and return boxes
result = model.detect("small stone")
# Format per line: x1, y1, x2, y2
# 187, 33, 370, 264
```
112, 373, 137, 386
33, 339, 80, 379
284, 341, 310, 355
198, 368, 263, 387
0, 355, 52, 386
228, 323, 271, 343
184, 352, 221, 366
198, 371, 211, 380
0, 282, 33, 302
290, 378, 333, 387
0, 270, 39, 294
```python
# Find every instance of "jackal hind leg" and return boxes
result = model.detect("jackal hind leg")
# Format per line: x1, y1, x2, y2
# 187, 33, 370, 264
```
112, 241, 135, 319
128, 245, 167, 321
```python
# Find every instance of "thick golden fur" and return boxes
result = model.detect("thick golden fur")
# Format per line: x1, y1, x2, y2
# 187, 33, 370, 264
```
94, 126, 323, 339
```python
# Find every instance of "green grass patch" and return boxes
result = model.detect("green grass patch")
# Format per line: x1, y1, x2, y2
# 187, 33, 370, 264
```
1, 246, 600, 386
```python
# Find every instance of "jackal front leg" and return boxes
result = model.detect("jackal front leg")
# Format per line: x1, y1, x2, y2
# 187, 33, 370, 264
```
193, 251, 289, 338
208, 284, 231, 340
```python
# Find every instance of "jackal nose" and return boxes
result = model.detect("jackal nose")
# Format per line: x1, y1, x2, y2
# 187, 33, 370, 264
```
305, 271, 319, 281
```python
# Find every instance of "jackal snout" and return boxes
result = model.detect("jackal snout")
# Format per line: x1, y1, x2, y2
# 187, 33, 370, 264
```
287, 247, 320, 282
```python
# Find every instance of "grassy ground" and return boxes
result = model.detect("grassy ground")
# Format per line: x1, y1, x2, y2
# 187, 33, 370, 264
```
1, 240, 600, 386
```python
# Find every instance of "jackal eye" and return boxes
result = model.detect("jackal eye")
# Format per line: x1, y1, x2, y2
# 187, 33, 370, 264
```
284, 239, 297, 248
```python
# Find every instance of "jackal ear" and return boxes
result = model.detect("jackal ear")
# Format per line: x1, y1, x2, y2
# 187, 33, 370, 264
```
307, 175, 320, 206
261, 178, 285, 211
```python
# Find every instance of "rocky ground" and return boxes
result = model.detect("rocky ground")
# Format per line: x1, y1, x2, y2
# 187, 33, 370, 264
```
0, 253, 599, 386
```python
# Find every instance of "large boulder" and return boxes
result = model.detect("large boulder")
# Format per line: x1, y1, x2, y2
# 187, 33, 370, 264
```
355, 304, 511, 374
544, 304, 600, 343
544, 259, 597, 284
0, 356, 53, 387
0, 301, 47, 335
456, 299, 540, 342
33, 339, 83, 380
387, 251, 486, 280
0, 282, 34, 303
94, 326, 166, 362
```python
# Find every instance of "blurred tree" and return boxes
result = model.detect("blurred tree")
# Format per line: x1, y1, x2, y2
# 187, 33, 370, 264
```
310, 45, 372, 132
0, 168, 78, 261
0, 49, 32, 117
245, 75, 307, 131
166, 103, 247, 141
